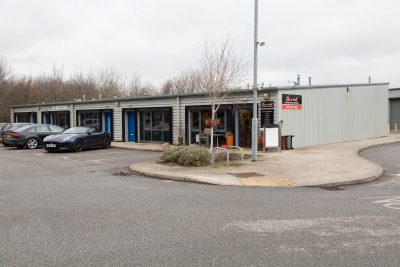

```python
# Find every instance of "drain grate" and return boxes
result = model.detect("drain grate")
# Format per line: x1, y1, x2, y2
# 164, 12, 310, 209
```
228, 172, 265, 178
321, 186, 344, 191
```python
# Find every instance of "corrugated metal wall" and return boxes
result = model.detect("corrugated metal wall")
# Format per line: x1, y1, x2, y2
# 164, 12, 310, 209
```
278, 84, 389, 148
11, 84, 388, 147
390, 99, 400, 129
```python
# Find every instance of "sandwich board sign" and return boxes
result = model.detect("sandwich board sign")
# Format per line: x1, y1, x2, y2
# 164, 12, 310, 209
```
264, 124, 281, 151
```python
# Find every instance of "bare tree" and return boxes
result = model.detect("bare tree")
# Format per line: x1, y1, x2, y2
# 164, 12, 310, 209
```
160, 79, 174, 95
198, 38, 248, 151
96, 68, 124, 99
128, 75, 156, 96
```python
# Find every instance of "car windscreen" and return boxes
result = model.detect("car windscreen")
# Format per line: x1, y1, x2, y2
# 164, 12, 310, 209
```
63, 127, 89, 134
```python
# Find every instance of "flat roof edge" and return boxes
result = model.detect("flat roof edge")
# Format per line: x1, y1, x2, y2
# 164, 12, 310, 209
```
9, 82, 389, 109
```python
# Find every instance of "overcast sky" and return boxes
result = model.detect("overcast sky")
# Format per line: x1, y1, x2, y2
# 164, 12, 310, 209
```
1, 0, 399, 88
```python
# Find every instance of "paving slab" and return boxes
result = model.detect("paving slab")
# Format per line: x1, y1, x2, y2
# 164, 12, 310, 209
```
130, 135, 400, 187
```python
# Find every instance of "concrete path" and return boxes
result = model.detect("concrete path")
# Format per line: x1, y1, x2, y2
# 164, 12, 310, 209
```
111, 141, 169, 151
130, 135, 400, 187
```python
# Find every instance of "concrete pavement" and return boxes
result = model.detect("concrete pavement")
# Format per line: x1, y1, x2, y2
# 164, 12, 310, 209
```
130, 135, 400, 187
111, 141, 169, 151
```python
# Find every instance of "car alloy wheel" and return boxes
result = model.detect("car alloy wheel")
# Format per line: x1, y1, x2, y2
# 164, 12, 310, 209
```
73, 140, 82, 152
26, 138, 39, 149
103, 138, 111, 149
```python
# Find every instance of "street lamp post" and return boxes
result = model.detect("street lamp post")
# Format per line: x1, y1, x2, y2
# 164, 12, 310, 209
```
251, 0, 259, 161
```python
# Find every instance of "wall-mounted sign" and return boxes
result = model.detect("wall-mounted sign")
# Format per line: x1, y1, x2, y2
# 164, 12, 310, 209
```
53, 105, 68, 110
260, 101, 275, 127
282, 94, 302, 110
261, 101, 274, 109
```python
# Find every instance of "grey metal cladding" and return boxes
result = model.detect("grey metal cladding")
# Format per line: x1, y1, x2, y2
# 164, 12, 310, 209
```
278, 84, 389, 148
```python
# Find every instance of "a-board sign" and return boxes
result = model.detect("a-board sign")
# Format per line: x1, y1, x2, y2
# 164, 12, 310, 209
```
264, 124, 280, 148
261, 101, 275, 127
282, 94, 302, 110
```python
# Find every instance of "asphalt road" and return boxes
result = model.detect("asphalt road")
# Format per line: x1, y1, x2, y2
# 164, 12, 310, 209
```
0, 144, 400, 266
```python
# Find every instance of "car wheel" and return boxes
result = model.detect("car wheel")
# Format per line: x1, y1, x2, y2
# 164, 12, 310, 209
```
26, 138, 39, 149
73, 139, 82, 152
2, 143, 9, 147
103, 138, 111, 149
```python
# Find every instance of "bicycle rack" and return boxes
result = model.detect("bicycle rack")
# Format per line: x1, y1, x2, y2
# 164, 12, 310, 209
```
211, 147, 229, 167
227, 146, 244, 166
211, 146, 244, 168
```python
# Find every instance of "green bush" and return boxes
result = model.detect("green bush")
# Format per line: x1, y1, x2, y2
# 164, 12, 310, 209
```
159, 146, 211, 167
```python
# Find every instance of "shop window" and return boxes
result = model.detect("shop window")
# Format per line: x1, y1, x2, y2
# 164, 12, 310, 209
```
16, 114, 30, 123
140, 110, 171, 143
216, 110, 225, 131
80, 112, 101, 132
191, 111, 200, 130
201, 110, 212, 130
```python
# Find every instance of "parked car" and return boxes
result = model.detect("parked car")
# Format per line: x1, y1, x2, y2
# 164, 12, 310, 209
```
1, 123, 34, 146
3, 124, 64, 149
43, 126, 111, 152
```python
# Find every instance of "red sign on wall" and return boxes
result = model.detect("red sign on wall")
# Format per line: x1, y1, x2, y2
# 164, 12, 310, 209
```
282, 94, 302, 110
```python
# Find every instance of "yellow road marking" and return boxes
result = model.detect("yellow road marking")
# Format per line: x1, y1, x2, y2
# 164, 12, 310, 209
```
240, 178, 296, 187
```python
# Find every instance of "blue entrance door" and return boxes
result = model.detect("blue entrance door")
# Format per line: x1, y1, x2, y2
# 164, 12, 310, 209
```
127, 111, 136, 142
32, 113, 37, 124
104, 112, 112, 135
44, 114, 51, 124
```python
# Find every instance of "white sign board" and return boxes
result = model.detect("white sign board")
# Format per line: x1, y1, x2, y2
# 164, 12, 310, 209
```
53, 105, 68, 110
264, 127, 279, 148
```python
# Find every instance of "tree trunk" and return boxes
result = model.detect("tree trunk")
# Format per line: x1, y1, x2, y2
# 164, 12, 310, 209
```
210, 103, 215, 152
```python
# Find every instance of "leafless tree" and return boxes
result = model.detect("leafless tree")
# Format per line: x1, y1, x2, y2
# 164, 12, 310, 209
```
160, 79, 174, 95
96, 68, 124, 99
198, 38, 248, 151
127, 75, 156, 96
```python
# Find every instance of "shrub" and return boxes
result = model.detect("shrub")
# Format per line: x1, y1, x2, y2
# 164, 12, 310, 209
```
159, 146, 211, 167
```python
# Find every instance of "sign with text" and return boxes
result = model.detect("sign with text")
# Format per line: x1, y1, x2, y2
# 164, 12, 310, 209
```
282, 94, 302, 110
261, 101, 275, 127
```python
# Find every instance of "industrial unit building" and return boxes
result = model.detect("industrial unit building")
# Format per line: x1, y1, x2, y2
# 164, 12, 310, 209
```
10, 83, 389, 148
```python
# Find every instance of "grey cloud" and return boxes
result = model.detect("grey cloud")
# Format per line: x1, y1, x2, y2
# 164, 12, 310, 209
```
0, 0, 399, 87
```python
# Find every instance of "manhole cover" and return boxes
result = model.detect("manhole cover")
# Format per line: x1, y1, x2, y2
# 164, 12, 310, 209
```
228, 172, 265, 178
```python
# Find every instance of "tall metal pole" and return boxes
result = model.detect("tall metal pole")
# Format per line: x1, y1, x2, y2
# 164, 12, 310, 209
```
251, 0, 259, 161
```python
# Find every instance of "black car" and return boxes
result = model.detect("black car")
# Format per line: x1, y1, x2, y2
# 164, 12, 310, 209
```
3, 124, 64, 149
1, 123, 34, 146
43, 127, 112, 152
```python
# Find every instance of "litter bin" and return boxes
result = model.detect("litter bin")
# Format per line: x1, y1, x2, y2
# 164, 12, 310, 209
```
280, 136, 287, 150
281, 135, 295, 150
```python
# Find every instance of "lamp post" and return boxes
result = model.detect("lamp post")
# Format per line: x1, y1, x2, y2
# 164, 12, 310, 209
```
251, 0, 259, 161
